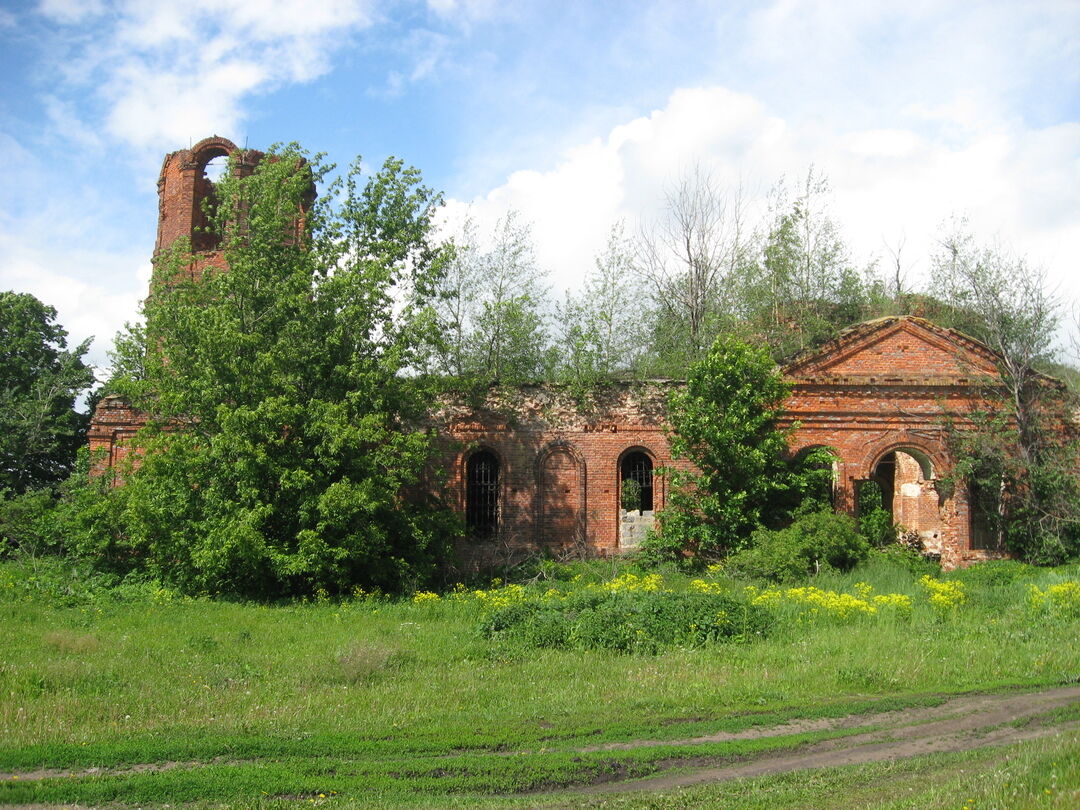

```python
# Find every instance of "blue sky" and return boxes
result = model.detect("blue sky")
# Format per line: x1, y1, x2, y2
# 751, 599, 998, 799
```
2, 0, 1078, 372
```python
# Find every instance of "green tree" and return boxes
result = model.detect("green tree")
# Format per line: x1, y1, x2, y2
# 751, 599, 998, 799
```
933, 222, 1080, 563
0, 291, 94, 494
741, 167, 876, 359
554, 222, 646, 386
85, 145, 460, 597
637, 166, 752, 374
430, 211, 553, 384
644, 334, 833, 565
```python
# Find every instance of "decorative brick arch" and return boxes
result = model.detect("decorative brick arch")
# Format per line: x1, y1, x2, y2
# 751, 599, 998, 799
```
857, 434, 947, 483
616, 445, 660, 549
154, 135, 265, 288
461, 445, 504, 539
535, 442, 587, 549
93, 136, 1061, 575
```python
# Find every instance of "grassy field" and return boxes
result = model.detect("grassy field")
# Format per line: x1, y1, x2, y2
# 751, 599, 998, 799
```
1, 553, 1078, 807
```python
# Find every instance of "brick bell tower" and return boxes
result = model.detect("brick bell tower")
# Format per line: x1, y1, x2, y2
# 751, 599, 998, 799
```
89, 136, 264, 474
151, 135, 264, 292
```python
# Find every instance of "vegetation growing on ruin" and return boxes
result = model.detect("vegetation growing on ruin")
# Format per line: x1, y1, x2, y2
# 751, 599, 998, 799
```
1, 553, 1077, 806
65, 146, 463, 598
3, 148, 1079, 597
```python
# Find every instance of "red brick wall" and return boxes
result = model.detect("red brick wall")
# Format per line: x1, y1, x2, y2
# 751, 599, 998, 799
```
88, 131, 1035, 573
782, 317, 1013, 568
429, 383, 695, 567
90, 316, 1022, 570
153, 136, 263, 290
86, 395, 149, 480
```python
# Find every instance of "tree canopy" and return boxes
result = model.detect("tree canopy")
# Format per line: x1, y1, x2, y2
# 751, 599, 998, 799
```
644, 333, 833, 565
91, 146, 459, 597
0, 291, 94, 495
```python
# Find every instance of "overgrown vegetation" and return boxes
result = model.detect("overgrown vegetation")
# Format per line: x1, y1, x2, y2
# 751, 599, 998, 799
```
3, 146, 1078, 597
68, 147, 461, 598
1, 554, 1077, 806
645, 334, 835, 566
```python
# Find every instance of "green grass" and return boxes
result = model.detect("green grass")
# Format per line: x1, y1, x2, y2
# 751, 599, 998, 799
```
1, 554, 1078, 807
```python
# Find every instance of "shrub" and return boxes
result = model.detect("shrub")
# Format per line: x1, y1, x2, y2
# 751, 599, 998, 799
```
480, 590, 771, 654
725, 508, 870, 582
870, 545, 940, 578
918, 574, 967, 611
1027, 581, 1080, 619
946, 559, 1037, 587
646, 334, 834, 565
0, 488, 62, 557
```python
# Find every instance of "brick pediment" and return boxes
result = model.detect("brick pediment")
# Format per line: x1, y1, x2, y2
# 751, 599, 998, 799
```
783, 317, 1001, 384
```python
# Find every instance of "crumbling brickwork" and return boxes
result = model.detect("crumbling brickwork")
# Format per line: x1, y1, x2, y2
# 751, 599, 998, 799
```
782, 316, 1009, 568
154, 135, 263, 289
427, 383, 695, 569
89, 136, 1034, 572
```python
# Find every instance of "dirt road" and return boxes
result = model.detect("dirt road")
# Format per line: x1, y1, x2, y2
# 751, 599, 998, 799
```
574, 683, 1080, 794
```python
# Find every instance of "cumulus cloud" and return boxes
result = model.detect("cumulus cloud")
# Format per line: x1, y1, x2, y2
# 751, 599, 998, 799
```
37, 0, 375, 151
447, 85, 1080, 320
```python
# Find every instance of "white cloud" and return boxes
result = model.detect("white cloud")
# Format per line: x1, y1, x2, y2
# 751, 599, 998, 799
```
0, 233, 146, 374
39, 0, 375, 152
38, 0, 106, 24
447, 85, 1080, 325
425, 0, 500, 24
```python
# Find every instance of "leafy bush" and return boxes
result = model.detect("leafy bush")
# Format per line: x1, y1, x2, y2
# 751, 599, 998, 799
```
480, 590, 771, 654
725, 508, 870, 582
0, 488, 62, 557
946, 559, 1037, 588
69, 149, 461, 599
870, 545, 940, 578
1027, 581, 1080, 619
646, 334, 834, 565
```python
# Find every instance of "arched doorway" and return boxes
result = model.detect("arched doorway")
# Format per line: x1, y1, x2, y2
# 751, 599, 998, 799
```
861, 447, 943, 551
618, 449, 655, 548
465, 449, 500, 538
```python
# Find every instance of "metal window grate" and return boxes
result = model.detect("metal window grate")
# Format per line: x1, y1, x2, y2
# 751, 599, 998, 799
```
621, 452, 654, 512
466, 451, 499, 536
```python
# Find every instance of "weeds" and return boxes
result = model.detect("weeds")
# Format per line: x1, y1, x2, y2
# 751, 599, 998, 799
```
0, 552, 1077, 807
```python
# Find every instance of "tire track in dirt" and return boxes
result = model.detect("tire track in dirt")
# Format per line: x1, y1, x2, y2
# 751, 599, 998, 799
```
573, 684, 1080, 794
3, 685, 1078, 793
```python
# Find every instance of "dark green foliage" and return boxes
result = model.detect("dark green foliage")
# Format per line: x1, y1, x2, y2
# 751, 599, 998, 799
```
945, 559, 1037, 588
645, 334, 834, 564
946, 403, 1080, 565
933, 226, 1080, 564
856, 480, 897, 548
75, 146, 460, 598
0, 488, 59, 556
480, 590, 772, 653
725, 508, 871, 582
870, 544, 942, 578
0, 291, 94, 494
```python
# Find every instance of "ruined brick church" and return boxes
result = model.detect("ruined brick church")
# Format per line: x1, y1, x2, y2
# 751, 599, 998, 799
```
90, 137, 1017, 569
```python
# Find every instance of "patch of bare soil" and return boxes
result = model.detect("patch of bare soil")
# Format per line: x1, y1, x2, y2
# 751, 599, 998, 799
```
573, 684, 1080, 794
0, 758, 223, 784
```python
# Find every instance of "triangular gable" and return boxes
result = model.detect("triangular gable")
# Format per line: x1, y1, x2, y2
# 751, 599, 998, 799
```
783, 317, 1002, 383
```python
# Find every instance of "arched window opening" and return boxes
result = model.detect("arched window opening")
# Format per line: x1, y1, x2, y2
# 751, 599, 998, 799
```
867, 448, 943, 549
620, 451, 653, 513
466, 451, 499, 537
203, 154, 229, 183
192, 149, 229, 252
